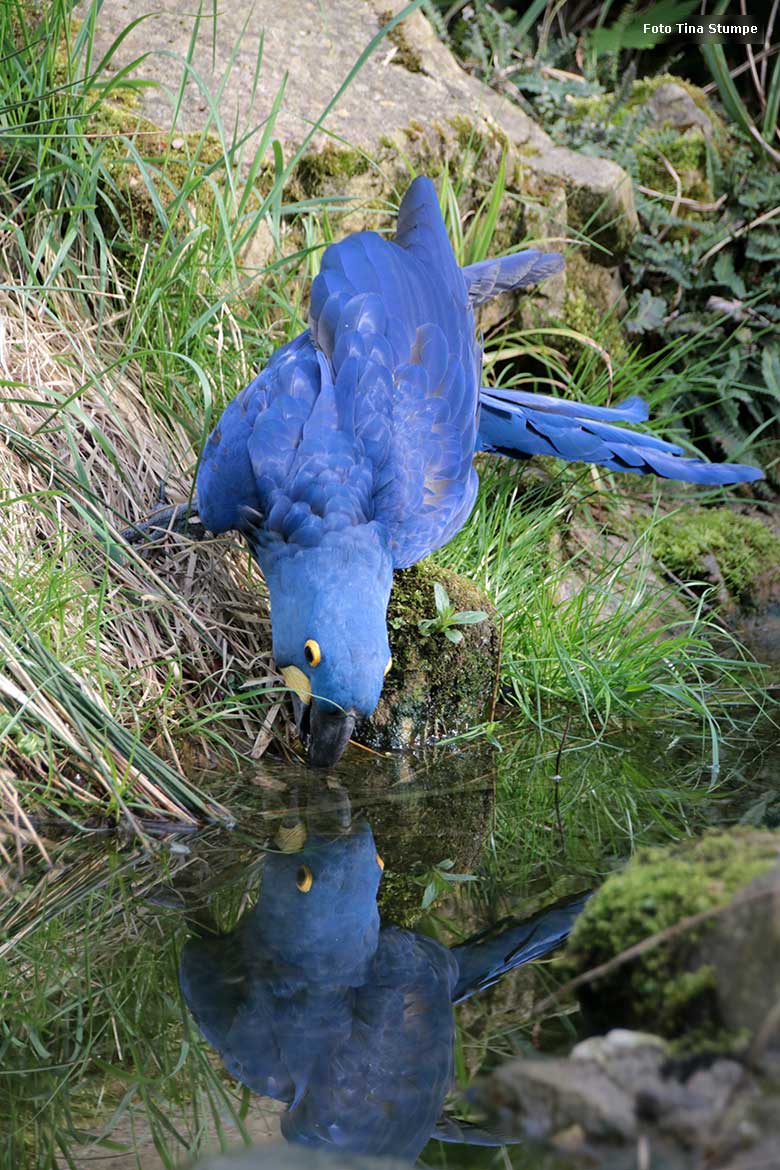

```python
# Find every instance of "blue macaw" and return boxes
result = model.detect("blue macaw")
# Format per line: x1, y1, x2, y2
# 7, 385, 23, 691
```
179, 819, 587, 1162
143, 177, 761, 766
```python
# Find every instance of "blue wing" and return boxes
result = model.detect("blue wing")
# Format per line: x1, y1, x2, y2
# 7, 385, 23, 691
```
309, 176, 481, 568
463, 251, 564, 305
179, 931, 295, 1101
478, 385, 763, 485
451, 892, 590, 1004
283, 927, 459, 1161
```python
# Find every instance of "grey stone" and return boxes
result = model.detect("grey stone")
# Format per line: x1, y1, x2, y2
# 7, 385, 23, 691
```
478, 1029, 763, 1153
189, 1145, 413, 1170
695, 868, 780, 1042
77, 0, 637, 262
645, 82, 716, 138
486, 1053, 640, 1141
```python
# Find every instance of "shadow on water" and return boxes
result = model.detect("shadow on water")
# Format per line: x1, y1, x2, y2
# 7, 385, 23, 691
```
1, 714, 778, 1168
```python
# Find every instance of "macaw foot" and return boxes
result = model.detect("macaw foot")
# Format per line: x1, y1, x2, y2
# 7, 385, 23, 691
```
121, 499, 208, 545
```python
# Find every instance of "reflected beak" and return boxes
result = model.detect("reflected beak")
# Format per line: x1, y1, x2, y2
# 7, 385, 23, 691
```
306, 702, 356, 769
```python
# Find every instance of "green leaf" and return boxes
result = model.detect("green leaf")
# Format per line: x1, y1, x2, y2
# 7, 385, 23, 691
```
433, 581, 450, 614
444, 628, 463, 644
421, 880, 438, 909
451, 609, 489, 625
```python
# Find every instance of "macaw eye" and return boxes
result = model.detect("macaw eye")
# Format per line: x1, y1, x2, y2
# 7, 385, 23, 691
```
296, 864, 313, 892
384, 657, 392, 677
376, 853, 384, 871
304, 640, 321, 667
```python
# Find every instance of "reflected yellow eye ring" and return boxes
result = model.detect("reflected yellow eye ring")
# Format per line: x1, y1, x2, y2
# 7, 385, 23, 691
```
376, 853, 384, 871
304, 639, 321, 667
384, 656, 392, 677
296, 864, 313, 892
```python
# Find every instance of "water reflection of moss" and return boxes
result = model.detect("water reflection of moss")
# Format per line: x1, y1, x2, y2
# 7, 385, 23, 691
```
359, 560, 499, 751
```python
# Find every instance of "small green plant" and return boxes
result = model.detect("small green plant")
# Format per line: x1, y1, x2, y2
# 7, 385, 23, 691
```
417, 857, 479, 909
417, 582, 488, 644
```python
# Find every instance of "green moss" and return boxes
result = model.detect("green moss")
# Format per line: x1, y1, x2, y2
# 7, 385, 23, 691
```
559, 250, 628, 370
294, 143, 370, 197
377, 10, 424, 73
358, 560, 499, 751
565, 829, 780, 1051
648, 508, 780, 606
566, 74, 726, 238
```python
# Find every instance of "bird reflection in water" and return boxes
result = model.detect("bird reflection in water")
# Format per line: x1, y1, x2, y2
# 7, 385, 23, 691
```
178, 789, 587, 1163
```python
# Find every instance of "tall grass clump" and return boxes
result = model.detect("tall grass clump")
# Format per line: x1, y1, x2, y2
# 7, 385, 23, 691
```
0, 0, 427, 837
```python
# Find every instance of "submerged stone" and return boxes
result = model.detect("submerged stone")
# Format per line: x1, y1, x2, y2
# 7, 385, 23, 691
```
477, 1026, 774, 1165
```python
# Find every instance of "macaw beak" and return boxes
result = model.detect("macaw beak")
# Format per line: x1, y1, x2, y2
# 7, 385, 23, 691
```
292, 695, 355, 769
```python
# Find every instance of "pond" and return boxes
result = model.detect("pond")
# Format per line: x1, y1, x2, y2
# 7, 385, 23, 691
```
2, 713, 778, 1169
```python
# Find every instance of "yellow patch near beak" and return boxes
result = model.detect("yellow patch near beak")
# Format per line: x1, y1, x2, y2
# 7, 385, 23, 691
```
281, 665, 312, 705
276, 822, 308, 853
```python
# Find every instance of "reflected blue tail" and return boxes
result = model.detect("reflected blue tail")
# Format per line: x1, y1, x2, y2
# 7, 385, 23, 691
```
451, 892, 590, 1004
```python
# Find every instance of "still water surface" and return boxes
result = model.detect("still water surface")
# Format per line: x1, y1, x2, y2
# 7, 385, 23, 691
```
1, 717, 778, 1169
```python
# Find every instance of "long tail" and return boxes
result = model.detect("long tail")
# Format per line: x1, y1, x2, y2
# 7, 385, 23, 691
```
477, 386, 763, 485
451, 892, 589, 1005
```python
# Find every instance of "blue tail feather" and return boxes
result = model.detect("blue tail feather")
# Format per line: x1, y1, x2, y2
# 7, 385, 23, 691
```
451, 892, 589, 1005
463, 251, 565, 305
478, 386, 763, 486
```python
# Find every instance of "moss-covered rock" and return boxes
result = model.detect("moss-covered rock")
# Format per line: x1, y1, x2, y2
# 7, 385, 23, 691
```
567, 75, 727, 237
565, 829, 780, 1052
357, 560, 500, 752
648, 507, 780, 609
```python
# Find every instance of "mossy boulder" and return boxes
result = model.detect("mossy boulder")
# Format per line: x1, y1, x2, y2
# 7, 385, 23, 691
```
357, 560, 500, 752
80, 0, 638, 277
565, 829, 780, 1053
648, 507, 780, 610
567, 74, 727, 236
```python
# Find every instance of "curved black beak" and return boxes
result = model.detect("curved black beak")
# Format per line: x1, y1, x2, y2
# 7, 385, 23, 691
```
290, 694, 356, 768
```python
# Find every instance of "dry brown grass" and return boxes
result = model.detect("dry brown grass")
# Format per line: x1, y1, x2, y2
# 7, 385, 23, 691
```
0, 244, 293, 838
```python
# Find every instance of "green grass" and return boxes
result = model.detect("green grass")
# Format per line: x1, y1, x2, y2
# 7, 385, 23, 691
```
0, 834, 267, 1169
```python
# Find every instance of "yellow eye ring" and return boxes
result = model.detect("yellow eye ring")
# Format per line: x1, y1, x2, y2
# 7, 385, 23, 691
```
296, 864, 313, 892
376, 853, 384, 871
384, 656, 392, 677
304, 640, 321, 667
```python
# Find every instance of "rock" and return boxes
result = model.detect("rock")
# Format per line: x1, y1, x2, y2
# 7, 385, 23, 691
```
647, 508, 780, 614
644, 82, 716, 138
189, 1144, 412, 1169
77, 0, 638, 267
563, 829, 780, 1052
567, 74, 726, 233
485, 1046, 640, 1141
695, 868, 780, 1041
357, 561, 500, 752
477, 1028, 772, 1165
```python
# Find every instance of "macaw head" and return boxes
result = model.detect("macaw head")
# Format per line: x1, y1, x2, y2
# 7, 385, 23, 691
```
263, 527, 394, 768
254, 819, 383, 980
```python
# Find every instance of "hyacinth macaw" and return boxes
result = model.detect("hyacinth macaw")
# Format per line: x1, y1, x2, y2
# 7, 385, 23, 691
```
132, 177, 760, 766
179, 819, 587, 1161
